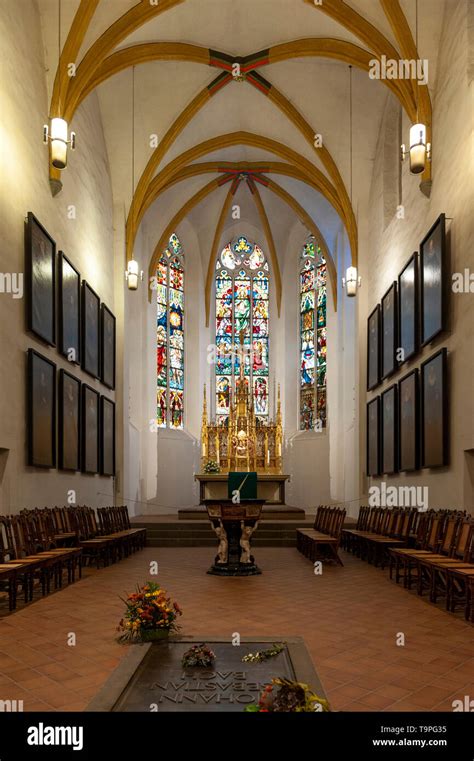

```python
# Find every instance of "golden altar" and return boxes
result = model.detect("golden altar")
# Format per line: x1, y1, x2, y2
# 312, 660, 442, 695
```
200, 360, 283, 474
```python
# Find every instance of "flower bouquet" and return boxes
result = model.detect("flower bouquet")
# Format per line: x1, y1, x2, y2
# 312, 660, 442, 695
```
182, 643, 216, 668
117, 581, 182, 643
244, 678, 330, 712
203, 459, 220, 474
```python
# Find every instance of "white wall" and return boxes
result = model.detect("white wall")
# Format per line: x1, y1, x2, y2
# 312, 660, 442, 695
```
0, 1, 115, 513
361, 0, 474, 511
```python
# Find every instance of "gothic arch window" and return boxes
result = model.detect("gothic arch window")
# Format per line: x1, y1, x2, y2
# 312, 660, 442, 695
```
299, 236, 327, 430
215, 236, 269, 422
156, 233, 184, 429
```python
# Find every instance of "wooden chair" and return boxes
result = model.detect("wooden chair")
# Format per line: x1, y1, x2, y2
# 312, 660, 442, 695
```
51, 507, 77, 545
388, 511, 443, 588
2, 515, 59, 599
0, 564, 26, 611
362, 509, 414, 568
342, 506, 373, 552
428, 521, 474, 608
68, 506, 119, 568
446, 565, 474, 621
28, 510, 82, 585
343, 507, 382, 557
307, 508, 347, 566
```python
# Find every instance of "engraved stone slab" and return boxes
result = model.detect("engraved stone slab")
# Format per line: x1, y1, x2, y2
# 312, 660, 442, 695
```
87, 636, 325, 713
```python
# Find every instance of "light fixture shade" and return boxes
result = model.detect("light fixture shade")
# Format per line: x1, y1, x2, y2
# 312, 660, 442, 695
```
345, 266, 358, 297
126, 258, 139, 290
409, 123, 427, 174
50, 117, 69, 169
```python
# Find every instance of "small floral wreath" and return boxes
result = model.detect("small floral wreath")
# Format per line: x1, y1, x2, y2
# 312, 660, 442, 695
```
182, 643, 216, 668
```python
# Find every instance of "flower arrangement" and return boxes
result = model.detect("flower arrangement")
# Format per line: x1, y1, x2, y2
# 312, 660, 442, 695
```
117, 581, 182, 642
203, 459, 220, 474
182, 643, 216, 668
242, 643, 285, 663
244, 678, 330, 713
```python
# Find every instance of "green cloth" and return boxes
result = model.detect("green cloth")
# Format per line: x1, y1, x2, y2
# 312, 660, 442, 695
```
228, 471, 257, 500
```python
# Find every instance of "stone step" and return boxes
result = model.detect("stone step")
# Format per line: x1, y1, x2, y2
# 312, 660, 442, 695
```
132, 521, 314, 531
145, 537, 296, 548
131, 518, 312, 547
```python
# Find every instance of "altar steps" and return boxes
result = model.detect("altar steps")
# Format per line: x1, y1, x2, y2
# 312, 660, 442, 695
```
131, 519, 315, 548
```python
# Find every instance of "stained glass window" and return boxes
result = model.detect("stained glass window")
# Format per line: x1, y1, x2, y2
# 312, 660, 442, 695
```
215, 236, 269, 421
156, 233, 184, 429
300, 236, 327, 430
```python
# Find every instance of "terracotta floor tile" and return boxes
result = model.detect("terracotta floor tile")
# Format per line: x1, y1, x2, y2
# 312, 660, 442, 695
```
409, 685, 459, 709
0, 548, 471, 713
375, 684, 413, 700
358, 692, 396, 710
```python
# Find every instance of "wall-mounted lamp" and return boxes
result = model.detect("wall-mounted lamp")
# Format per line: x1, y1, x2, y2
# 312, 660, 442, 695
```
43, 118, 76, 169
401, 123, 431, 174
125, 259, 143, 291
342, 266, 361, 297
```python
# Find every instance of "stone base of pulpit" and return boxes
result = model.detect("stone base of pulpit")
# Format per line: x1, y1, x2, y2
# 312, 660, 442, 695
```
204, 500, 265, 576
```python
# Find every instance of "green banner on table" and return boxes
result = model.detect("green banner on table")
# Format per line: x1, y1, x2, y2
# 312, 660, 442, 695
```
228, 471, 257, 500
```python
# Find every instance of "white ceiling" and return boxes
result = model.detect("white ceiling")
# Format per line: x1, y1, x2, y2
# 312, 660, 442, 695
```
36, 0, 447, 271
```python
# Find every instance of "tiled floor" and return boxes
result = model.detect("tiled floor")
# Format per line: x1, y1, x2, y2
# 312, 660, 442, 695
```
0, 547, 472, 712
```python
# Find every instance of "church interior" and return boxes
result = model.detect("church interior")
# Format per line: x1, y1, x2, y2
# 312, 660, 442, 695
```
0, 0, 473, 732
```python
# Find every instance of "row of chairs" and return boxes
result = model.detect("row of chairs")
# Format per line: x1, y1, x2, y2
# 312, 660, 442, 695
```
388, 512, 474, 619
0, 505, 145, 612
296, 506, 346, 565
341, 506, 420, 568
343, 506, 474, 621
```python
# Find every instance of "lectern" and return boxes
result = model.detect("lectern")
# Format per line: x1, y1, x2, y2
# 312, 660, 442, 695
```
204, 488, 264, 576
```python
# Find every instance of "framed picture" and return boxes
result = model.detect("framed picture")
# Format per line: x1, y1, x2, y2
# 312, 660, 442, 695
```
381, 384, 398, 474
398, 252, 418, 364
420, 213, 446, 346
366, 396, 380, 477
398, 369, 419, 472
381, 282, 398, 379
27, 349, 56, 468
100, 396, 115, 476
421, 348, 448, 468
367, 305, 381, 391
82, 384, 99, 474
58, 370, 81, 471
58, 252, 81, 363
101, 304, 116, 389
25, 212, 56, 345
82, 281, 100, 378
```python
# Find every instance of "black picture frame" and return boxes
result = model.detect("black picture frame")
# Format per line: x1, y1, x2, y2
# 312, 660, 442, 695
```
381, 384, 398, 475
421, 348, 448, 469
58, 252, 81, 364
420, 213, 446, 346
25, 212, 56, 346
367, 305, 381, 391
398, 369, 420, 472
101, 304, 116, 390
381, 281, 398, 379
81, 281, 100, 379
58, 370, 81, 471
27, 349, 56, 468
81, 384, 100, 474
366, 396, 380, 477
398, 252, 418, 364
100, 396, 116, 476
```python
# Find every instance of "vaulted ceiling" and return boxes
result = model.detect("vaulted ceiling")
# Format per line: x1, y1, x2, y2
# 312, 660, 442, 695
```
37, 0, 446, 308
